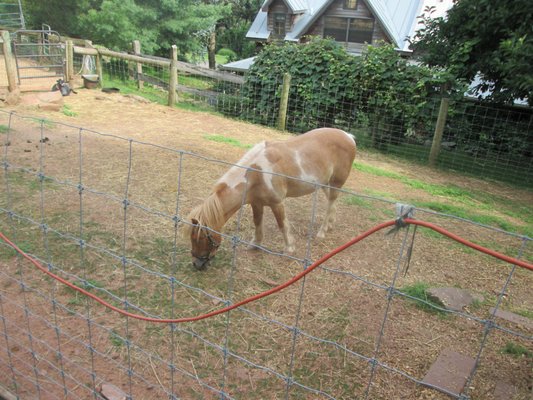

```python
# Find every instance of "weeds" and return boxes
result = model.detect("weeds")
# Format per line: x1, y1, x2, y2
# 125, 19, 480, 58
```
203, 134, 252, 149
61, 105, 78, 117
502, 342, 532, 358
398, 282, 447, 315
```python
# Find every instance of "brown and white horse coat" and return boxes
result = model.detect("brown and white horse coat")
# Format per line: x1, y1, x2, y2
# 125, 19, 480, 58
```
187, 128, 356, 270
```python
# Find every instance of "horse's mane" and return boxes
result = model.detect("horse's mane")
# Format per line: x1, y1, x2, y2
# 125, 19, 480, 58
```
183, 192, 226, 237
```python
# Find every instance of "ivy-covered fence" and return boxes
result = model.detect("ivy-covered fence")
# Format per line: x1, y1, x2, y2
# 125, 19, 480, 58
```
216, 80, 532, 187
213, 39, 532, 187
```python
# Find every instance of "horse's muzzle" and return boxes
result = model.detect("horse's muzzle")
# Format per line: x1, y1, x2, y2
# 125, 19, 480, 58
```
192, 257, 210, 271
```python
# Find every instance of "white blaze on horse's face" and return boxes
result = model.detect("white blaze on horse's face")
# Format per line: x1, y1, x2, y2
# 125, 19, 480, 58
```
190, 218, 221, 270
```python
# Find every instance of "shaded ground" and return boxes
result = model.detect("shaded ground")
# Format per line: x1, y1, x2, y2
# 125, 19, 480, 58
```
0, 88, 531, 400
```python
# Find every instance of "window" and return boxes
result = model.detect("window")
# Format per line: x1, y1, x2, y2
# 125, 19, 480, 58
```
324, 16, 373, 44
273, 13, 286, 38
348, 18, 374, 43
323, 17, 348, 42
344, 0, 358, 9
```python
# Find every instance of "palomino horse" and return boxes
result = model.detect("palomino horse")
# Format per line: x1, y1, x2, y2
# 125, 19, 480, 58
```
186, 128, 356, 270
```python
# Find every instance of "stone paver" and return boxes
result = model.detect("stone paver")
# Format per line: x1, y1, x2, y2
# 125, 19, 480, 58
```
422, 348, 476, 396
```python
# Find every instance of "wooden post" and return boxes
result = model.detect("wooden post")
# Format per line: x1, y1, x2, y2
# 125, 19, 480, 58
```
95, 51, 103, 88
277, 73, 291, 131
168, 45, 178, 106
1, 30, 18, 92
65, 40, 74, 82
428, 96, 450, 167
133, 40, 143, 89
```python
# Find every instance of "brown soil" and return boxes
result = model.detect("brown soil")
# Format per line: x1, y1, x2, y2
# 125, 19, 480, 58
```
0, 88, 531, 400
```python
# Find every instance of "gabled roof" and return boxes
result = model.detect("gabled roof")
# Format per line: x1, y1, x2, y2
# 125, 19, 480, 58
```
366, 0, 423, 51
246, 0, 449, 52
262, 0, 309, 13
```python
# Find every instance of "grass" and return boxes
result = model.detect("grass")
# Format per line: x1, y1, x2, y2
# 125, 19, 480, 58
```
398, 282, 448, 315
0, 124, 9, 133
502, 342, 532, 358
514, 309, 533, 319
354, 161, 533, 238
356, 135, 532, 188
203, 134, 252, 149
109, 330, 125, 348
101, 73, 222, 114
61, 105, 78, 117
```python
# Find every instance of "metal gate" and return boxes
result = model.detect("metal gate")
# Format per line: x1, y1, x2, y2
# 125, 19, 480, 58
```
12, 28, 64, 85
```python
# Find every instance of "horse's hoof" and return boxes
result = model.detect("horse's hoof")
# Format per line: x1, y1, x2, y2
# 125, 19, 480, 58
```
316, 230, 326, 239
284, 246, 295, 254
247, 243, 260, 251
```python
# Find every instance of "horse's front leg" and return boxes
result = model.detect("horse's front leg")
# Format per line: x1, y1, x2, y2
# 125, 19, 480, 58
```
317, 188, 339, 239
270, 203, 295, 253
248, 203, 264, 250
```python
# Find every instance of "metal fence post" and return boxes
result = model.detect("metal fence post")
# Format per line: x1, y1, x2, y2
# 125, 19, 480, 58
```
428, 96, 450, 167
1, 30, 18, 92
277, 72, 291, 131
168, 45, 178, 106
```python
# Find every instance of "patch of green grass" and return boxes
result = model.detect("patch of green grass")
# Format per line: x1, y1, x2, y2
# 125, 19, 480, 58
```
0, 124, 9, 133
64, 279, 105, 308
101, 75, 168, 105
109, 330, 125, 348
0, 240, 34, 259
414, 201, 532, 238
355, 161, 532, 237
355, 162, 481, 205
204, 134, 252, 149
398, 282, 447, 315
342, 195, 374, 209
35, 119, 55, 130
514, 309, 533, 319
175, 100, 216, 113
6, 170, 57, 195
61, 105, 77, 117
502, 342, 532, 358
362, 188, 397, 202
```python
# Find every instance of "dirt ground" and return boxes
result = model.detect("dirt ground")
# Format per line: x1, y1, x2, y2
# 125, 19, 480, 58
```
0, 87, 531, 400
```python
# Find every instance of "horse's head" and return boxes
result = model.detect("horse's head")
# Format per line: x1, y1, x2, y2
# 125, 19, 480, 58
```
189, 218, 222, 270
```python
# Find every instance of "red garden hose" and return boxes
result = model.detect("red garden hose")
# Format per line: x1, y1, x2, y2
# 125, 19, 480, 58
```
0, 218, 531, 324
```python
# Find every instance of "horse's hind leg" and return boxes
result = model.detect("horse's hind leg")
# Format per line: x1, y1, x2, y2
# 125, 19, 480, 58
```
270, 203, 295, 253
317, 187, 339, 239
248, 203, 264, 250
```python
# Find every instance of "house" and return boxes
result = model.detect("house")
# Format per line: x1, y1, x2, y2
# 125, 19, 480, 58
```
222, 0, 453, 72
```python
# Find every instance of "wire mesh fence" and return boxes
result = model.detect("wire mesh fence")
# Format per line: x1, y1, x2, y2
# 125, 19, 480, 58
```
0, 110, 531, 399
67, 42, 532, 188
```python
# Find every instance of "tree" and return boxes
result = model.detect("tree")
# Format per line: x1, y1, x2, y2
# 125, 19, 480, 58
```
216, 0, 263, 59
136, 0, 229, 60
23, 0, 229, 61
412, 0, 533, 105
22, 0, 95, 35
79, 0, 158, 53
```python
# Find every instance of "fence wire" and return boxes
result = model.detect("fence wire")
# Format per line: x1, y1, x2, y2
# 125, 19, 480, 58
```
77, 47, 532, 188
0, 110, 531, 399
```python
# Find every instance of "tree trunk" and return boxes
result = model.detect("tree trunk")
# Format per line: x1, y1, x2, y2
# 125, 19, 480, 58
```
208, 30, 216, 70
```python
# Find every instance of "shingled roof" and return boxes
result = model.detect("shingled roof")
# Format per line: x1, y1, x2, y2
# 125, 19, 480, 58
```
246, 0, 451, 51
